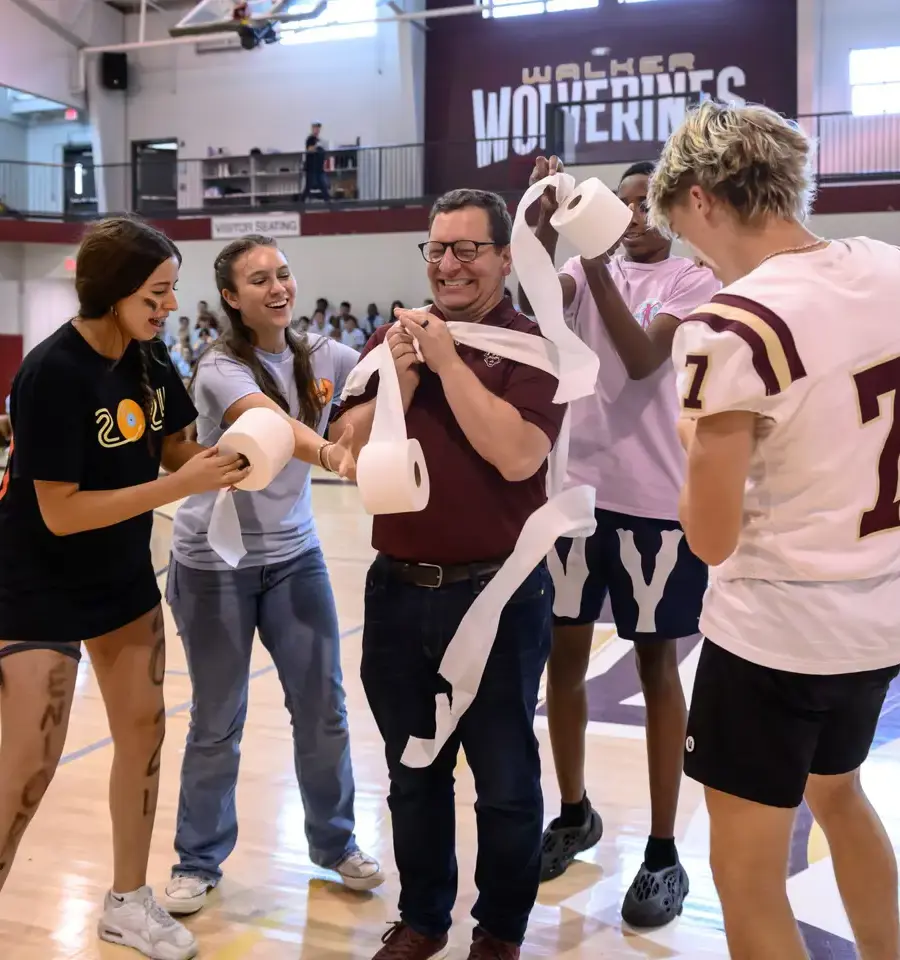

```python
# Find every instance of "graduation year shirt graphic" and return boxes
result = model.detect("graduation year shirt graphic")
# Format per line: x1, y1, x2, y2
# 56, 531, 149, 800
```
0, 322, 196, 641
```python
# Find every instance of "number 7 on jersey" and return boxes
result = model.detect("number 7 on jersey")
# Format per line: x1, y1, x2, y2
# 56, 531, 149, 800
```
853, 356, 900, 538
682, 354, 709, 412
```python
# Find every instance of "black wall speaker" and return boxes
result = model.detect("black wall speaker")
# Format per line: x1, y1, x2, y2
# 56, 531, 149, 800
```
100, 52, 128, 91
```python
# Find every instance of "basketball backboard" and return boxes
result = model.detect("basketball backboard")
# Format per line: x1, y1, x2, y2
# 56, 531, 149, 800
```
171, 0, 294, 38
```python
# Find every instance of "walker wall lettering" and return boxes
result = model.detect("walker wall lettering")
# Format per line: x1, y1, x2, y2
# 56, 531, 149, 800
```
423, 0, 798, 193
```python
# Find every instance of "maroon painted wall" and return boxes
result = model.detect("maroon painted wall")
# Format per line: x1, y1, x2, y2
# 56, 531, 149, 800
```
0, 334, 23, 406
423, 0, 798, 193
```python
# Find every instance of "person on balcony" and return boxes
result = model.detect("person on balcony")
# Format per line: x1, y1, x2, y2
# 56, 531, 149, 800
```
302, 122, 331, 203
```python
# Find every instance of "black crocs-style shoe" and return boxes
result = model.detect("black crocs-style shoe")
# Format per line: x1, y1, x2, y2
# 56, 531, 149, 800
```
621, 861, 690, 928
539, 808, 604, 882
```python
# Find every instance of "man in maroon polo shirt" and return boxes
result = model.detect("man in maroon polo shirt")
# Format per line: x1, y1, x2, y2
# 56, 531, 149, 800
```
331, 188, 565, 960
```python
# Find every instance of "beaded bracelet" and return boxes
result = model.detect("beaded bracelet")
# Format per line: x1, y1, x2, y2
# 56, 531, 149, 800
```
318, 441, 334, 472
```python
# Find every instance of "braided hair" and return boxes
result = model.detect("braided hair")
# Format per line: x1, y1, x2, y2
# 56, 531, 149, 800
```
75, 216, 182, 450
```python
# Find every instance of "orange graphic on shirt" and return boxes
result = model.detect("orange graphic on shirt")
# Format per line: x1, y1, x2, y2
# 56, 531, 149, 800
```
116, 399, 146, 441
96, 389, 164, 448
315, 378, 334, 405
0, 434, 11, 503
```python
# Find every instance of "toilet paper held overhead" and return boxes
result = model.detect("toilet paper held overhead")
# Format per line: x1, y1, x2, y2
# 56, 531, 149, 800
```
512, 172, 630, 404
550, 177, 634, 260
513, 173, 631, 618
206, 407, 296, 568
355, 340, 430, 515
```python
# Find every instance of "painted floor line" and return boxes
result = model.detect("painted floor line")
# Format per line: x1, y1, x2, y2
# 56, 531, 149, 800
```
59, 623, 364, 768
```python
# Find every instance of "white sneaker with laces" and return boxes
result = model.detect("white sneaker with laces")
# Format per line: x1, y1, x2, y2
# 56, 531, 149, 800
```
98, 886, 198, 960
163, 875, 213, 916
335, 849, 385, 891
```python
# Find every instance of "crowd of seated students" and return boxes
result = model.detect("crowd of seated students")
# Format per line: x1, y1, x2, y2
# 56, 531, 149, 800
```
295, 297, 399, 352
168, 289, 522, 372
163, 300, 221, 380
3, 284, 518, 464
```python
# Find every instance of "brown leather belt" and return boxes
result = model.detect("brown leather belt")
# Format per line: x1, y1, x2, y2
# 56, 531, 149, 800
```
384, 558, 505, 589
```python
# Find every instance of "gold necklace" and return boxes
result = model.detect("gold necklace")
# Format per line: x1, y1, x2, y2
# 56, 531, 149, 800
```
756, 238, 829, 269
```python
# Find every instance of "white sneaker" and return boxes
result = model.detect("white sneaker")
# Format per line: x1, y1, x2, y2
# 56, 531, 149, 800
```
335, 849, 385, 891
163, 875, 213, 916
98, 886, 198, 960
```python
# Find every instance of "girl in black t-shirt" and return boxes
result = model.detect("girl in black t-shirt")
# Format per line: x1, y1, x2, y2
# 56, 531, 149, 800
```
0, 218, 249, 960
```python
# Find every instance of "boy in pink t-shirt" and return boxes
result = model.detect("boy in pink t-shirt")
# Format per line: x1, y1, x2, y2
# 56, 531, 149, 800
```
520, 158, 720, 927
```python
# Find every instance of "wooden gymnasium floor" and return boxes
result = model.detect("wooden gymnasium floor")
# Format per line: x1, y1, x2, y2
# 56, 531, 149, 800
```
2, 477, 900, 959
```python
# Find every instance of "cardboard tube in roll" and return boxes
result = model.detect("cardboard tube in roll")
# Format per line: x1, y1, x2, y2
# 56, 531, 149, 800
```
357, 438, 429, 513
511, 172, 599, 404
206, 407, 296, 567
549, 177, 633, 258
216, 407, 296, 491
355, 330, 431, 515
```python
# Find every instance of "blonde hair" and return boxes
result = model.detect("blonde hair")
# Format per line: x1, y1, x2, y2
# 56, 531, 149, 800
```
648, 101, 816, 235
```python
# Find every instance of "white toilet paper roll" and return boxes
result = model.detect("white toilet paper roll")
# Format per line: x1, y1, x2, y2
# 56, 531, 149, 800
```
341, 319, 599, 767
511, 173, 600, 404
356, 438, 430, 514
216, 406, 296, 491
206, 407, 296, 568
354, 331, 432, 515
549, 177, 633, 259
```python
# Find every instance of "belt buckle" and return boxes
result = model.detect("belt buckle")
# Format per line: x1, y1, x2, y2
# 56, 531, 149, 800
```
419, 562, 444, 589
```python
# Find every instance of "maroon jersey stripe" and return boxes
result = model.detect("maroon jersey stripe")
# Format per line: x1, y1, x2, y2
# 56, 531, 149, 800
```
713, 293, 807, 381
686, 312, 781, 396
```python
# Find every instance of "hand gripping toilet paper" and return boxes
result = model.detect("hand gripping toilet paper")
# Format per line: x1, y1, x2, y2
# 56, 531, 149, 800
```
206, 407, 296, 568
341, 173, 632, 766
518, 172, 632, 620
354, 336, 430, 514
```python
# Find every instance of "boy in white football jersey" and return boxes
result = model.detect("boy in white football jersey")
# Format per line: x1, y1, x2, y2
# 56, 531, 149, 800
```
521, 159, 720, 926
649, 101, 900, 959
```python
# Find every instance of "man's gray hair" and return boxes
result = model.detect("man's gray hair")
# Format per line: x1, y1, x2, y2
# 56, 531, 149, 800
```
428, 189, 513, 247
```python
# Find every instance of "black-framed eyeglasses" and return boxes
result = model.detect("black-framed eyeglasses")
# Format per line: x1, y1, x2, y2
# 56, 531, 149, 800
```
418, 240, 497, 264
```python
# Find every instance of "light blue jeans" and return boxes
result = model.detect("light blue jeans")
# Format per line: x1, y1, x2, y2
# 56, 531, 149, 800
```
165, 546, 358, 882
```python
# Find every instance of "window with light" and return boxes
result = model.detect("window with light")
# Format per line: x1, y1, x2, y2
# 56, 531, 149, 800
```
483, 0, 657, 21
483, 0, 598, 19
849, 47, 900, 116
280, 0, 377, 44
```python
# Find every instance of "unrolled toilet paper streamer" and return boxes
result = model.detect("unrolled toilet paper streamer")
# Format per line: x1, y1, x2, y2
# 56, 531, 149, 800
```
342, 322, 597, 767
343, 176, 630, 765
342, 324, 567, 510
354, 337, 430, 514
401, 485, 597, 767
206, 407, 296, 568
514, 173, 632, 616
511, 172, 631, 404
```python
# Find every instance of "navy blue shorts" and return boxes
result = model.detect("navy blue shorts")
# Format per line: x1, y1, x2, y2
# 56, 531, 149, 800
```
552, 508, 708, 640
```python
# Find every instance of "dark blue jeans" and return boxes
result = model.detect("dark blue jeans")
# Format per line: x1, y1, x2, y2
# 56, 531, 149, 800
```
360, 556, 552, 945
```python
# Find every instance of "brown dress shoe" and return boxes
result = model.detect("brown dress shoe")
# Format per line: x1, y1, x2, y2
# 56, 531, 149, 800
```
373, 921, 449, 959
467, 927, 520, 959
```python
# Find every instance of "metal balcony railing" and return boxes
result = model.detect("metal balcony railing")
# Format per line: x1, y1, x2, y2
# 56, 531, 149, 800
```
0, 111, 897, 222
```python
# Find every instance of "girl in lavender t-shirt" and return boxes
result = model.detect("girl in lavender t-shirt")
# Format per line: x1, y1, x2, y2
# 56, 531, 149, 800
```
520, 158, 720, 927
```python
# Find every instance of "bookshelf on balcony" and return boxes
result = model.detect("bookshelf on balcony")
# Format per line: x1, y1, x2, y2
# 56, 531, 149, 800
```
199, 147, 359, 209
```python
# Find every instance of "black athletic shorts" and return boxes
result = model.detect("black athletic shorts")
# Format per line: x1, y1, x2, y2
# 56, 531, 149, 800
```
685, 638, 900, 808
0, 565, 161, 645
553, 508, 708, 640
